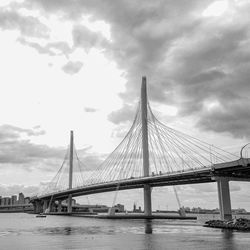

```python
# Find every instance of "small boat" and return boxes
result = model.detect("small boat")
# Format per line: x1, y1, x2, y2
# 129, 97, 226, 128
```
36, 214, 46, 218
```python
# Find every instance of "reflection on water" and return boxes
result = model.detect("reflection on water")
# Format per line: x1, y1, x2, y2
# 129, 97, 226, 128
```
144, 219, 153, 234
223, 229, 234, 240
0, 213, 250, 250
222, 229, 237, 250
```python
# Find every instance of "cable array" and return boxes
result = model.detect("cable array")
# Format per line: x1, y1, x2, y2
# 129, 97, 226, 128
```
40, 101, 239, 194
85, 101, 238, 184
39, 144, 87, 195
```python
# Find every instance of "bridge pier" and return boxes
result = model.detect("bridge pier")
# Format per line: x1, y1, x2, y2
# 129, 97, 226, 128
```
50, 201, 56, 212
57, 200, 62, 212
34, 200, 42, 214
217, 178, 232, 220
144, 184, 152, 216
67, 195, 72, 213
43, 200, 48, 213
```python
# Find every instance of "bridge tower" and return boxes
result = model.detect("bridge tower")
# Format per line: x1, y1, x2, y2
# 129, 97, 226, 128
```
67, 130, 74, 213
141, 76, 152, 216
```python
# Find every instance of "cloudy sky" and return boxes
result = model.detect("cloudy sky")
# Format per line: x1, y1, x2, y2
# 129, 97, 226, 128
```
0, 0, 250, 211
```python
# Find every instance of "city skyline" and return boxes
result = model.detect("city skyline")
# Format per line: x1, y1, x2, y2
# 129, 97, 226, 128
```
0, 192, 29, 206
0, 190, 248, 215
0, 0, 250, 211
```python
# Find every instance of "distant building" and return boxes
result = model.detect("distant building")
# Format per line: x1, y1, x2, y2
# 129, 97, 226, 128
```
18, 193, 25, 204
11, 195, 17, 205
114, 204, 125, 212
91, 205, 109, 213
191, 207, 202, 213
2, 197, 11, 206
24, 197, 30, 204
64, 198, 76, 205
233, 208, 247, 214
133, 203, 136, 212
133, 203, 142, 213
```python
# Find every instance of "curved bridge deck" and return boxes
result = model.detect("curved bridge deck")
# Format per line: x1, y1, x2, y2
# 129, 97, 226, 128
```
34, 158, 250, 201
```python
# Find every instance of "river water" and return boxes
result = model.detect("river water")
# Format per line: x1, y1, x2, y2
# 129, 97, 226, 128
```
0, 213, 250, 250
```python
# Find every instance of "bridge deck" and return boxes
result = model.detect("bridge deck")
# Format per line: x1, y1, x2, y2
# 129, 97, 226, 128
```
33, 158, 250, 201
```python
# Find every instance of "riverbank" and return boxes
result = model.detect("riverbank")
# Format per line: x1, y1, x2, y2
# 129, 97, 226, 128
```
204, 218, 250, 231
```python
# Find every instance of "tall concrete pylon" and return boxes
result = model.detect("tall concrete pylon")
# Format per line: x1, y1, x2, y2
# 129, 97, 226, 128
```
67, 130, 74, 213
141, 76, 152, 216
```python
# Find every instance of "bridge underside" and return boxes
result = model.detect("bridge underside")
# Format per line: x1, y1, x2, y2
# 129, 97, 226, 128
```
212, 165, 250, 179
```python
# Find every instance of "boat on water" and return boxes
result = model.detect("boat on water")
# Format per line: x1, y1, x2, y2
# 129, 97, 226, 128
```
36, 214, 46, 218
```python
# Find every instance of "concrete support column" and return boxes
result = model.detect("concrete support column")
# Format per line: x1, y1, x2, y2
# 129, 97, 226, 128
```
141, 76, 152, 216
58, 200, 62, 213
33, 201, 38, 214
67, 195, 72, 213
34, 200, 42, 214
43, 200, 48, 213
217, 178, 232, 220
50, 201, 55, 212
144, 184, 152, 216
38, 201, 42, 214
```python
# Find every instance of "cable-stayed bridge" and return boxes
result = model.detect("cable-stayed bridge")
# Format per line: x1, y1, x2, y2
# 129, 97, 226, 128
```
31, 77, 250, 220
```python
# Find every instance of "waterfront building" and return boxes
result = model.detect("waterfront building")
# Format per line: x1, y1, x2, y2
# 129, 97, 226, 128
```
233, 208, 247, 214
133, 203, 136, 212
24, 197, 30, 204
18, 193, 25, 204
2, 197, 11, 206
133, 203, 142, 213
191, 207, 202, 213
11, 195, 17, 205
114, 204, 125, 212
91, 205, 109, 213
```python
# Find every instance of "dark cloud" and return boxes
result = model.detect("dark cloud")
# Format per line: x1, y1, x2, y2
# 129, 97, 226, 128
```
19, 0, 250, 138
0, 139, 65, 165
0, 8, 49, 37
72, 25, 108, 51
62, 60, 83, 75
190, 69, 227, 85
197, 98, 250, 138
0, 125, 104, 174
0, 125, 65, 167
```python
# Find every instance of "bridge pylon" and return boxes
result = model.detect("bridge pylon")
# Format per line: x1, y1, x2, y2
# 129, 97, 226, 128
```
141, 76, 152, 216
67, 130, 74, 213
